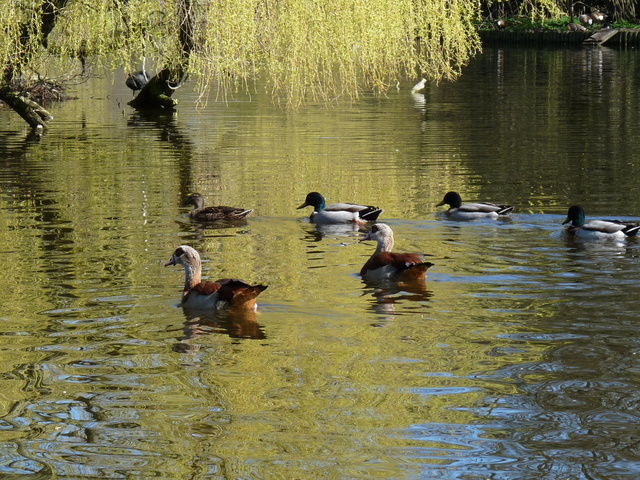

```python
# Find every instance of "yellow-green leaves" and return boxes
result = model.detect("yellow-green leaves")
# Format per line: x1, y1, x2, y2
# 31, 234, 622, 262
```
3, 0, 484, 105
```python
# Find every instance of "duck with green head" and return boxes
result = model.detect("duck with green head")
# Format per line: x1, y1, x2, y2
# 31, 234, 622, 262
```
436, 191, 513, 221
297, 192, 383, 225
563, 205, 640, 240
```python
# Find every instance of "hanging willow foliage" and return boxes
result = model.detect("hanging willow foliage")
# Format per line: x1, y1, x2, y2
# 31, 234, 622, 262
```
2, 0, 484, 106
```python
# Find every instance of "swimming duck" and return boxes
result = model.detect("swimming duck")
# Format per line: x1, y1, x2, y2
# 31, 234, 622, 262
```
165, 245, 267, 311
360, 223, 434, 282
563, 205, 640, 240
183, 193, 253, 222
436, 191, 514, 220
297, 192, 383, 225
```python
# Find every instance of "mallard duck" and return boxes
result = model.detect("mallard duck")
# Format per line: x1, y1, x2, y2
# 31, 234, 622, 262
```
436, 191, 514, 220
563, 205, 640, 240
183, 193, 253, 222
297, 192, 383, 225
360, 223, 433, 282
165, 245, 267, 311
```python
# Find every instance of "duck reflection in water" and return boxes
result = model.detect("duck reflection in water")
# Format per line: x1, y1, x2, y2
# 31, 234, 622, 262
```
362, 280, 432, 321
301, 220, 363, 243
173, 309, 265, 353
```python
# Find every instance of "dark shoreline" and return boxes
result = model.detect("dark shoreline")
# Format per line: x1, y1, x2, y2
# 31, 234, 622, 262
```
479, 28, 640, 47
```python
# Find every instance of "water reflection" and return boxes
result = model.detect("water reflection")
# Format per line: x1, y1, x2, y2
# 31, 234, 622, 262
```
175, 308, 266, 351
4, 47, 640, 479
362, 278, 432, 321
300, 221, 363, 242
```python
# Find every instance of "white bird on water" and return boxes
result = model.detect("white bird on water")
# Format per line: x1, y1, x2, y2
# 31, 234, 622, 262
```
411, 78, 426, 94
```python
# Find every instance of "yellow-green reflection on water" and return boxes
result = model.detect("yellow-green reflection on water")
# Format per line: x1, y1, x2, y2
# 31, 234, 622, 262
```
1, 47, 640, 478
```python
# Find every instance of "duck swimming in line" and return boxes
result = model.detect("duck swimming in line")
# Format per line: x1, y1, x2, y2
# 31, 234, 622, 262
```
165, 245, 267, 311
563, 205, 640, 241
360, 223, 433, 282
436, 191, 514, 220
183, 193, 253, 222
297, 192, 383, 225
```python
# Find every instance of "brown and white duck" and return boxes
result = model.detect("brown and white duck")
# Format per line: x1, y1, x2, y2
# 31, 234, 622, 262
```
360, 223, 434, 282
165, 245, 267, 311
183, 193, 253, 222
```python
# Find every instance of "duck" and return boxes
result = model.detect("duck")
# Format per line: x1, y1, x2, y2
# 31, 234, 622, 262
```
183, 193, 253, 222
568, 22, 587, 32
165, 245, 267, 311
125, 70, 150, 93
578, 13, 595, 26
297, 192, 383, 225
436, 191, 514, 220
562, 205, 640, 241
360, 223, 434, 282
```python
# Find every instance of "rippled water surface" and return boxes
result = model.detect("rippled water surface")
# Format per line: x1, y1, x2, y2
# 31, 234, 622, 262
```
1, 47, 640, 479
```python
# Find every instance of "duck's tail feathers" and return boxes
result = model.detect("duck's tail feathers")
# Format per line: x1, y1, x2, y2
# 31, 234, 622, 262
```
236, 209, 254, 219
623, 224, 640, 237
497, 205, 514, 215
399, 261, 434, 281
360, 208, 384, 222
231, 285, 268, 309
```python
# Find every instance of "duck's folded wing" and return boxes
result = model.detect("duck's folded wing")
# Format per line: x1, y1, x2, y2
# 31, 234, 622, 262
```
361, 252, 427, 275
326, 202, 375, 213
461, 202, 509, 213
584, 220, 627, 234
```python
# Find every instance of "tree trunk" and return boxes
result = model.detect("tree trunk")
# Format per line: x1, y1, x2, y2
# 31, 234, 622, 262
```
129, 0, 193, 111
0, 88, 53, 131
128, 69, 180, 109
1, 0, 67, 133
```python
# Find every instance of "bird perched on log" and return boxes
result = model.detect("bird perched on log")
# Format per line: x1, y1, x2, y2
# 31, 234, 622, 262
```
125, 71, 150, 94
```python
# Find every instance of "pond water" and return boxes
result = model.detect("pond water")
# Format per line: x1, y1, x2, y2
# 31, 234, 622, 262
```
1, 46, 640, 479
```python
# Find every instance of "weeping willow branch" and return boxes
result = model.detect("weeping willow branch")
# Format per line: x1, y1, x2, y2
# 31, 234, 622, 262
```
3, 0, 486, 126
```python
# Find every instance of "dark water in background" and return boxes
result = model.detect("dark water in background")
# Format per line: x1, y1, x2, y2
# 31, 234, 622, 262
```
0, 46, 639, 479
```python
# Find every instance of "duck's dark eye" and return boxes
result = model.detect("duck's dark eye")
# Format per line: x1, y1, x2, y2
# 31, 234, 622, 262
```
174, 247, 185, 256
371, 225, 379, 233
